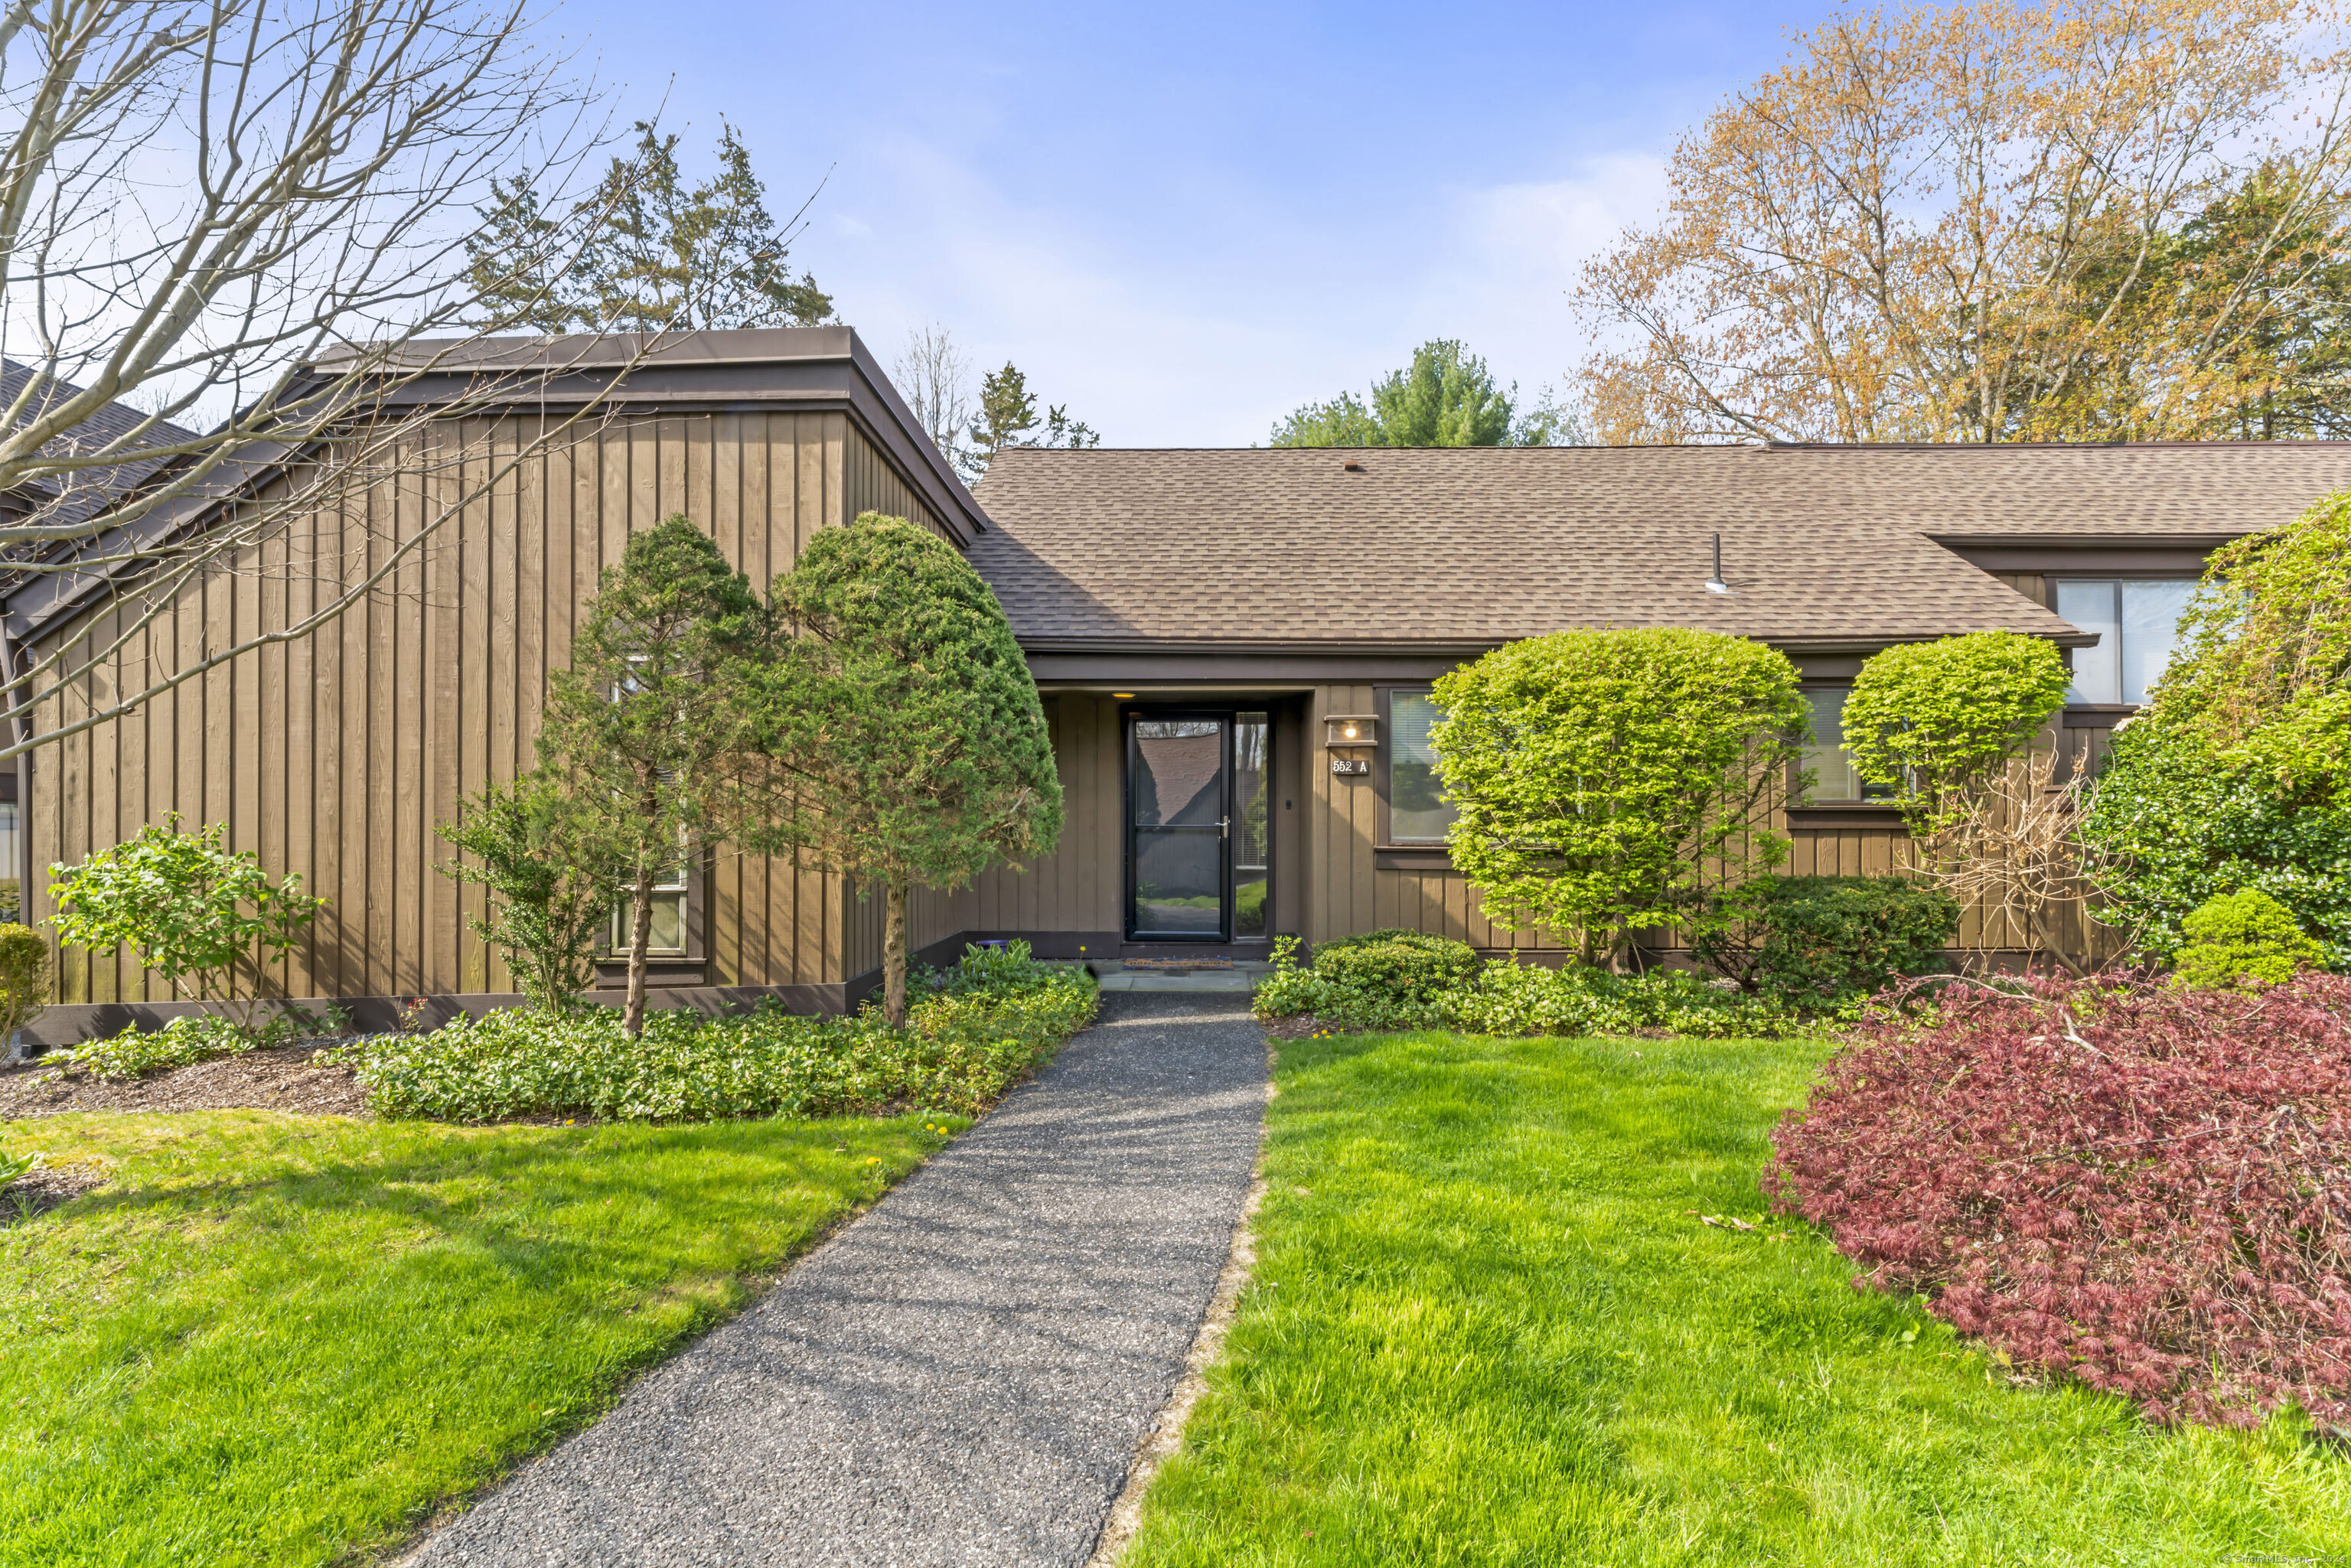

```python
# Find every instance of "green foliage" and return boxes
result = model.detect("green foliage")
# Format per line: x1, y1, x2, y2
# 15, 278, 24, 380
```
1270, 339, 1578, 447
438, 773, 619, 1012
0, 1109, 936, 1563
961, 361, 1097, 480
1841, 632, 2073, 824
330, 946, 1096, 1123
2171, 889, 2328, 989
1306, 930, 1482, 1002
60, 1013, 255, 1081
2153, 491, 2351, 810
745, 512, 1061, 1025
1117, 1031, 2351, 1564
537, 516, 768, 1035
466, 120, 832, 334
1251, 937, 1799, 1039
1692, 876, 1959, 1000
2083, 712, 2351, 967
0, 1144, 35, 1185
1430, 628, 1807, 963
0, 922, 48, 1045
45, 815, 324, 1020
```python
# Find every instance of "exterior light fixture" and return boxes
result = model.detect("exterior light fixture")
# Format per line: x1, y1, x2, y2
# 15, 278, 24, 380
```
1323, 715, 1378, 748
1112, 692, 1136, 699
1705, 532, 1732, 595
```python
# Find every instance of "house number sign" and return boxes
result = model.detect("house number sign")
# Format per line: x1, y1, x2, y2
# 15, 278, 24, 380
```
1330, 757, 1369, 777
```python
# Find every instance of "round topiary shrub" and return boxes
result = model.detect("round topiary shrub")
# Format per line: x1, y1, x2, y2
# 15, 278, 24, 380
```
2172, 888, 2327, 989
1310, 930, 1482, 1002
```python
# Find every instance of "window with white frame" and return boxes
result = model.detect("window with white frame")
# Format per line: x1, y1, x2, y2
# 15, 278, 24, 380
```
2055, 579, 2197, 706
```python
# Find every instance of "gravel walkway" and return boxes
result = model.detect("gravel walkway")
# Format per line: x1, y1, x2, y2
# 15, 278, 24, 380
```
412, 992, 1267, 1568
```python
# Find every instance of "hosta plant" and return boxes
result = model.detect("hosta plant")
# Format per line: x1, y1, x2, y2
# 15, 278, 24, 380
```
1769, 970, 2351, 1430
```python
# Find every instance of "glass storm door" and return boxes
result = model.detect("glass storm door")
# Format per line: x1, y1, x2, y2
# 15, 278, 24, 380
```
1129, 716, 1232, 940
1127, 712, 1271, 942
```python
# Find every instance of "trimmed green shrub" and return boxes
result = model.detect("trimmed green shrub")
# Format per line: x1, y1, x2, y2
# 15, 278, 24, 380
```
1694, 876, 1959, 1000
2172, 889, 2328, 989
1841, 632, 2072, 826
1430, 628, 1807, 963
0, 923, 48, 1055
1309, 930, 1482, 1002
331, 943, 1097, 1123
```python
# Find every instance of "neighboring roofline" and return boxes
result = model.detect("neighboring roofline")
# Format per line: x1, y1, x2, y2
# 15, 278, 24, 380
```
344, 328, 986, 544
1011, 628, 2101, 656
5, 327, 986, 645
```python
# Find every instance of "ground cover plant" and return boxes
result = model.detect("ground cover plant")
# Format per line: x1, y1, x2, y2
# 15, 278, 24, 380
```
0, 1107, 948, 1565
1253, 933, 1805, 1038
330, 942, 1095, 1123
1124, 1027, 2351, 1565
1771, 972, 2351, 1431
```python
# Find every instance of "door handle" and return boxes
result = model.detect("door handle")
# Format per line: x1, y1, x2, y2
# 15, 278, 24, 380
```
1220, 817, 1230, 839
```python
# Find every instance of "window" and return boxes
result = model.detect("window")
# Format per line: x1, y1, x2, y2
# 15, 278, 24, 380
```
611, 858, 690, 956
1387, 690, 1456, 843
2056, 579, 2197, 706
1801, 689, 1896, 803
1234, 712, 1270, 938
0, 801, 16, 923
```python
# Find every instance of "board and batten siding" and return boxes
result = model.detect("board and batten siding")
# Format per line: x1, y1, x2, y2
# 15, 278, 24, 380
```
28, 409, 949, 1006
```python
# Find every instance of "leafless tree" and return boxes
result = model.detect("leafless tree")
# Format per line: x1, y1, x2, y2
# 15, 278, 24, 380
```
1915, 745, 2127, 976
892, 321, 970, 467
0, 0, 722, 763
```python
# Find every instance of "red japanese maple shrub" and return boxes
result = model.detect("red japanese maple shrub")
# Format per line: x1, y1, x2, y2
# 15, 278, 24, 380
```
1767, 971, 2351, 1429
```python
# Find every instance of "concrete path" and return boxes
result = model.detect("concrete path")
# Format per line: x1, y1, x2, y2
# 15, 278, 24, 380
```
413, 993, 1267, 1568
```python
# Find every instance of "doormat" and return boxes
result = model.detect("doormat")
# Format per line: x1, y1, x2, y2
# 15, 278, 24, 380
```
1123, 957, 1236, 970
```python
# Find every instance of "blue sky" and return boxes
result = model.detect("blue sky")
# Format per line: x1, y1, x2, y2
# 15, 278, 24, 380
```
547, 0, 1837, 445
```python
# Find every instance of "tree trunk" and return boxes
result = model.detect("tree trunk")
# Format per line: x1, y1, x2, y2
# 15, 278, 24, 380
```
884, 880, 909, 1028
623, 861, 656, 1038
2028, 904, 2089, 978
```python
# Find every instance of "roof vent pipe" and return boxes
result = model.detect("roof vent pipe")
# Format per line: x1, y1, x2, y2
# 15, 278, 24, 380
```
1705, 533, 1732, 595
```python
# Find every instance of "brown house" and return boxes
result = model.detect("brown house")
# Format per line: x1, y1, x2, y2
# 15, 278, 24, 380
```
11, 328, 2351, 1037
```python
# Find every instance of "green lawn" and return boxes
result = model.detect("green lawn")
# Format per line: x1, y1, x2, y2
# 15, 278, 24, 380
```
1127, 1030, 2351, 1567
0, 1108, 952, 1566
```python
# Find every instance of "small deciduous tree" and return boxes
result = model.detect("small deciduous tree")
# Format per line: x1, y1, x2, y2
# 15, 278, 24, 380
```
44, 817, 324, 1029
745, 513, 1062, 1026
1842, 632, 2075, 830
1430, 628, 1808, 965
437, 773, 621, 1011
536, 517, 768, 1036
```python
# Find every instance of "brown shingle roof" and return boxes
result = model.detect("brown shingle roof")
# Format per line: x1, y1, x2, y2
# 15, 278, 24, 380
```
968, 443, 2351, 649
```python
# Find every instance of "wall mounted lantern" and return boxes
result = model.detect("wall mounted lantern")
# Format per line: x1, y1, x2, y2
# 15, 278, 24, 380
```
1323, 715, 1378, 748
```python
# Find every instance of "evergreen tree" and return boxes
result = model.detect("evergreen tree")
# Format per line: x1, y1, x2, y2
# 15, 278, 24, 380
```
960, 361, 1098, 481
465, 121, 832, 334
1271, 341, 1575, 447
536, 517, 769, 1035
744, 513, 1061, 1025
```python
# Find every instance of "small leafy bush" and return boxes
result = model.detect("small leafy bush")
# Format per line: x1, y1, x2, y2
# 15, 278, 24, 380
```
1252, 935, 1802, 1039
1308, 930, 1482, 1002
0, 923, 47, 1052
1769, 971, 2351, 1430
61, 1014, 255, 1081
1441, 960, 1798, 1040
2172, 889, 2327, 989
1841, 631, 2072, 823
331, 943, 1097, 1123
1695, 875, 1958, 1001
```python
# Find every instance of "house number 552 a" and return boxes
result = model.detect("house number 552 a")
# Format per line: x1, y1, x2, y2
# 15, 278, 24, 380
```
1330, 757, 1369, 776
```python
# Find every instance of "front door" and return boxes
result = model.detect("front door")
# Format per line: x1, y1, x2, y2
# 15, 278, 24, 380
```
1126, 711, 1270, 942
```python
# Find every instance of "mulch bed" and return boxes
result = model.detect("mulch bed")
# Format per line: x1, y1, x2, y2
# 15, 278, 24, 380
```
0, 1046, 368, 1120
